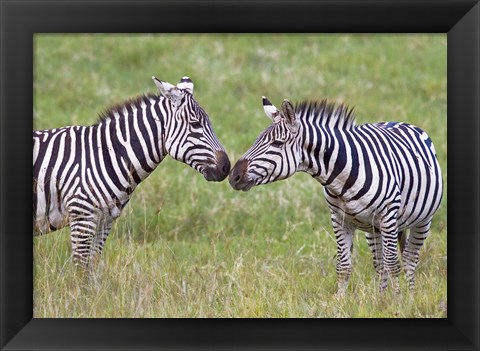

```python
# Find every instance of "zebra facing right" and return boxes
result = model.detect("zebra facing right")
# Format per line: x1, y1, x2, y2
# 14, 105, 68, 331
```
229, 97, 443, 294
34, 76, 230, 269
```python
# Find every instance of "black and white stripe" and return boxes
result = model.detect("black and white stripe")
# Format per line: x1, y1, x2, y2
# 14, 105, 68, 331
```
33, 76, 230, 268
230, 97, 443, 294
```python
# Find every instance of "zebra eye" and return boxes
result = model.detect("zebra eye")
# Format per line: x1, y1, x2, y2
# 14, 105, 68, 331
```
191, 121, 202, 129
271, 140, 284, 148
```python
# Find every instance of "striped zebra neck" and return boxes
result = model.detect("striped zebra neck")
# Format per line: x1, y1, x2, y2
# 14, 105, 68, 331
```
296, 100, 356, 185
295, 100, 356, 131
95, 94, 167, 186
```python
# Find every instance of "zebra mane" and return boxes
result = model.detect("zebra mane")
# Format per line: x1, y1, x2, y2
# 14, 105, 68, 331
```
96, 93, 159, 124
295, 99, 356, 130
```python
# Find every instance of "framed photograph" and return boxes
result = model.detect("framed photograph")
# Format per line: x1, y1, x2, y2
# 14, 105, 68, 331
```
1, 0, 479, 350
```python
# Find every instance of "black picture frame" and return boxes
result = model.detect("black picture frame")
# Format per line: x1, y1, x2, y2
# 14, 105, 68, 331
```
1, 0, 479, 350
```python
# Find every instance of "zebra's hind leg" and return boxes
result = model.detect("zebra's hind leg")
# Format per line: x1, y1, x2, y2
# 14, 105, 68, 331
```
398, 229, 407, 255
91, 215, 113, 267
402, 221, 431, 291
331, 212, 355, 297
69, 211, 113, 271
365, 228, 401, 294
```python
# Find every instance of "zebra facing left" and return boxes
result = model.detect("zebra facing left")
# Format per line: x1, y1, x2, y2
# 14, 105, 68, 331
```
33, 76, 230, 268
229, 97, 443, 295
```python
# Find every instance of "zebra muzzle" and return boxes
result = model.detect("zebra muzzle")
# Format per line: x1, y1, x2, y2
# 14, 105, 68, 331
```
228, 159, 255, 191
202, 151, 230, 182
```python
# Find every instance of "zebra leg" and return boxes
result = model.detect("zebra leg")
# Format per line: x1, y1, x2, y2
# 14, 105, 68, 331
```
69, 213, 98, 269
402, 221, 431, 291
69, 211, 112, 270
90, 215, 113, 267
398, 229, 407, 254
365, 230, 384, 288
331, 212, 355, 297
380, 228, 402, 293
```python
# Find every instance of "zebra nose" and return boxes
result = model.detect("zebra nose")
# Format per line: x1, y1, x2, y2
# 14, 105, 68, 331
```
217, 151, 231, 176
202, 151, 230, 182
228, 159, 248, 189
228, 168, 240, 188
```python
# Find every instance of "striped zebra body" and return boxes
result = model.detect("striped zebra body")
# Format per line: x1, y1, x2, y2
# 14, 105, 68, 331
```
229, 98, 443, 294
33, 77, 230, 268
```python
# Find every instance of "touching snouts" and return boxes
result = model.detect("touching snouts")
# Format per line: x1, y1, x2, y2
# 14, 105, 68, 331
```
228, 159, 255, 191
203, 151, 231, 182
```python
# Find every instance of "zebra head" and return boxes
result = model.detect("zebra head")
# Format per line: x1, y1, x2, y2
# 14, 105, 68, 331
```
153, 76, 230, 182
229, 97, 301, 191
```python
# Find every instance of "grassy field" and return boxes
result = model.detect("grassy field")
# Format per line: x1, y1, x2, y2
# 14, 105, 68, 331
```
33, 34, 447, 318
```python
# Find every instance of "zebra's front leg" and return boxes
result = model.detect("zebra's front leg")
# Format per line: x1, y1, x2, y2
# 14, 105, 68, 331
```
365, 230, 384, 289
380, 227, 402, 294
331, 213, 355, 297
402, 221, 431, 291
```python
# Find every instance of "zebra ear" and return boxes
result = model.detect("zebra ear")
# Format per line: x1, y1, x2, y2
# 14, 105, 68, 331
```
152, 76, 175, 94
282, 99, 298, 132
152, 76, 182, 106
262, 96, 282, 123
177, 76, 194, 94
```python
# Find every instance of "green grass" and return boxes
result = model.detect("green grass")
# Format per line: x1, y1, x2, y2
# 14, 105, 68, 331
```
33, 34, 447, 318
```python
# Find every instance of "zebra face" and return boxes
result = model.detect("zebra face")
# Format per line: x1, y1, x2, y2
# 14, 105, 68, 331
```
229, 97, 301, 191
154, 77, 230, 182
182, 105, 230, 182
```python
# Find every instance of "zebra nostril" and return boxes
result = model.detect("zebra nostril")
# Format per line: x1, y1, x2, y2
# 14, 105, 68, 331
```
222, 163, 230, 174
216, 151, 230, 176
229, 159, 249, 186
222, 157, 231, 175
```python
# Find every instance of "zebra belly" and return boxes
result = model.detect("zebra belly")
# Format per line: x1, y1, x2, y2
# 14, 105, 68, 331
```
326, 194, 433, 234
331, 207, 379, 232
325, 188, 401, 233
326, 197, 376, 231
